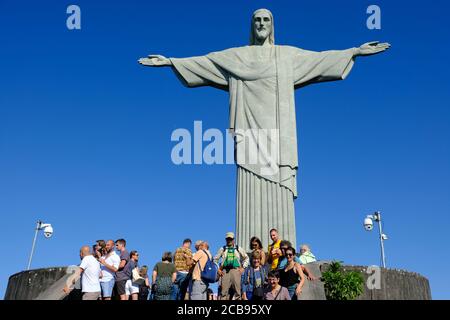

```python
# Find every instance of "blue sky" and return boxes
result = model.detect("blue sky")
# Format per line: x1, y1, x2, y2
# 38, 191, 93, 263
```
0, 0, 449, 299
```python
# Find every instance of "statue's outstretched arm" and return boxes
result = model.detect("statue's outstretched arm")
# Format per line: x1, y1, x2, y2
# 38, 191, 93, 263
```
353, 41, 391, 57
138, 54, 172, 67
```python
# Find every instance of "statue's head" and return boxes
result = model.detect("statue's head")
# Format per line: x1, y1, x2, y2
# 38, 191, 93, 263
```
250, 8, 275, 45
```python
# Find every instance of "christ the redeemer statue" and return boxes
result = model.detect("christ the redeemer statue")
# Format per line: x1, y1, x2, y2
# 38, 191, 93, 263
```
139, 8, 390, 248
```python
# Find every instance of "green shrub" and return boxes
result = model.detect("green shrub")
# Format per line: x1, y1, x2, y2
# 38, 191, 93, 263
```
321, 261, 364, 300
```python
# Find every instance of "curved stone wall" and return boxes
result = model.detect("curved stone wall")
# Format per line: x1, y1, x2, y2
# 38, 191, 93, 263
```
342, 265, 432, 300
4, 266, 79, 300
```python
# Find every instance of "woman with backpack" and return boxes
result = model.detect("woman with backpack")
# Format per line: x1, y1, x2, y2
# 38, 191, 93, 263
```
151, 252, 177, 300
241, 251, 268, 300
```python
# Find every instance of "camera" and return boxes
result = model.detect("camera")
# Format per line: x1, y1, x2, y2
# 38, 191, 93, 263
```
364, 217, 373, 231
43, 225, 53, 238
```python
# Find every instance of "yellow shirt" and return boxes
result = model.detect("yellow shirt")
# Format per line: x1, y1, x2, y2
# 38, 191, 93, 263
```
174, 247, 192, 272
268, 240, 281, 270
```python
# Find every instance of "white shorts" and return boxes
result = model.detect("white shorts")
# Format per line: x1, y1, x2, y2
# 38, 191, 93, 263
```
125, 279, 139, 295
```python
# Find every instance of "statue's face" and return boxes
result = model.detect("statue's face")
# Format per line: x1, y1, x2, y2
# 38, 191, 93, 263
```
253, 11, 272, 42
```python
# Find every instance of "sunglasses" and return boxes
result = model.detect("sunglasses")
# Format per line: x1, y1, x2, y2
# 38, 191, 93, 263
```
286, 253, 294, 257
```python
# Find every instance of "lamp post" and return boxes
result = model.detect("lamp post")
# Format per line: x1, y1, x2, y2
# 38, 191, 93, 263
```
363, 211, 388, 268
27, 220, 53, 270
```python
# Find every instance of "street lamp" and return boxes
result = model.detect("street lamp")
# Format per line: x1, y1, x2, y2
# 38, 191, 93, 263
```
27, 220, 53, 270
363, 211, 388, 268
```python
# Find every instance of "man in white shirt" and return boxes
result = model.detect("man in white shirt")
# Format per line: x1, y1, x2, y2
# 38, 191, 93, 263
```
64, 245, 102, 300
79, 245, 102, 300
99, 240, 120, 300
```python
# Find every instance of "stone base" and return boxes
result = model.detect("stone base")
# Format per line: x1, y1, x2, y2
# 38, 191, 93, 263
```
298, 262, 326, 300
4, 266, 80, 300
302, 261, 432, 300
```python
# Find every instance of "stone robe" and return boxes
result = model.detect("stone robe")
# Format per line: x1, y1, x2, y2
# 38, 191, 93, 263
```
170, 45, 355, 248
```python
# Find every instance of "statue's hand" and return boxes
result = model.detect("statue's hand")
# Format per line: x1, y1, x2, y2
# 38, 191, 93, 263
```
357, 41, 391, 56
138, 54, 172, 67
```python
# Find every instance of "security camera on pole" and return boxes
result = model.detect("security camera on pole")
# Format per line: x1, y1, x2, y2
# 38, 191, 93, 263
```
27, 220, 53, 270
363, 211, 388, 268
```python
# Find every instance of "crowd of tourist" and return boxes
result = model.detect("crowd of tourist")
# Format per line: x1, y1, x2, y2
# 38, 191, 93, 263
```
63, 228, 317, 300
